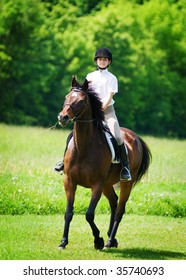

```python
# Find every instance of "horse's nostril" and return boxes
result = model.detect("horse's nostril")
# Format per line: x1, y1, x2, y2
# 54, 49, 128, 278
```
58, 114, 69, 121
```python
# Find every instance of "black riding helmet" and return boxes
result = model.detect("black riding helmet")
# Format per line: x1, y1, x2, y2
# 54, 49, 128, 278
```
94, 48, 112, 63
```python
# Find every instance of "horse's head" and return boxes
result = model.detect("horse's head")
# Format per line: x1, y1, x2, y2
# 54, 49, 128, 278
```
58, 77, 89, 127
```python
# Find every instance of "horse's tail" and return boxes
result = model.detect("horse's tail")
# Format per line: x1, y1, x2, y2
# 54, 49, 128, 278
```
134, 136, 152, 185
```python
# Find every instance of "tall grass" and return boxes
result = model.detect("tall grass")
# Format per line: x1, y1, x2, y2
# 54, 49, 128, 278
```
0, 124, 186, 217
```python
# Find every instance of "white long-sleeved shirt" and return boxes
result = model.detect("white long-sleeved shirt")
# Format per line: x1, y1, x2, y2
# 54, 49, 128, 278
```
86, 68, 118, 107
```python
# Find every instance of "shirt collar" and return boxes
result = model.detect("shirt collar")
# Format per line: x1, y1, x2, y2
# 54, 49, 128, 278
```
98, 68, 109, 74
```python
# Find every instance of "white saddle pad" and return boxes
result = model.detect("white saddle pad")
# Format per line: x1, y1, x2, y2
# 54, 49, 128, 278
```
104, 131, 120, 164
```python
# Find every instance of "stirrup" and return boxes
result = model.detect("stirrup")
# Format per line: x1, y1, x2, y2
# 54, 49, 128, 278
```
120, 167, 132, 181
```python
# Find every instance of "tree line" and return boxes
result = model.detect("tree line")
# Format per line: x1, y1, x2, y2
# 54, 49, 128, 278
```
0, 0, 185, 137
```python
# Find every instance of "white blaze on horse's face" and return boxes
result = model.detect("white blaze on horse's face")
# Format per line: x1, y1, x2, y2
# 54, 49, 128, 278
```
72, 92, 78, 97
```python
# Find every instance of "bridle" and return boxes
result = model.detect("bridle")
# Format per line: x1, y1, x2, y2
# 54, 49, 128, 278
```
63, 88, 95, 123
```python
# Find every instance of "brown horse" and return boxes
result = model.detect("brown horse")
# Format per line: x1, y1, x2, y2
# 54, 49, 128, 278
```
57, 77, 151, 249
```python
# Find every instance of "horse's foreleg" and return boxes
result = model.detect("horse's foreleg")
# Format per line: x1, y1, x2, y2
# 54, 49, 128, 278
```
59, 201, 74, 249
58, 181, 76, 249
105, 182, 132, 248
103, 186, 118, 238
86, 187, 104, 250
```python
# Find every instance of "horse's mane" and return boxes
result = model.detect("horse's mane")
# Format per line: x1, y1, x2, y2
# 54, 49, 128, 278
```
71, 77, 105, 127
86, 87, 105, 124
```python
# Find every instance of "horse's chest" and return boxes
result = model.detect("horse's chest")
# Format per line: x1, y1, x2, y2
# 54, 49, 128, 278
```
66, 159, 103, 187
71, 161, 94, 177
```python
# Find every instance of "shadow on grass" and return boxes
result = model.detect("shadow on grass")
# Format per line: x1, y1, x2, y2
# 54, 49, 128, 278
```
103, 248, 186, 260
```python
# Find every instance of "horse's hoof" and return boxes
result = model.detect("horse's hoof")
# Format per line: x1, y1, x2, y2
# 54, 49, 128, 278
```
58, 244, 66, 250
94, 237, 104, 250
58, 239, 68, 250
58, 242, 67, 250
104, 238, 118, 249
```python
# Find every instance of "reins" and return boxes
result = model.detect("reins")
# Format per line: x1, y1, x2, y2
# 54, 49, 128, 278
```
74, 118, 95, 123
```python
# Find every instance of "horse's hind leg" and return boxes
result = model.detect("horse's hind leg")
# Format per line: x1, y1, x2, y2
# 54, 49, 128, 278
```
86, 186, 104, 250
105, 181, 133, 248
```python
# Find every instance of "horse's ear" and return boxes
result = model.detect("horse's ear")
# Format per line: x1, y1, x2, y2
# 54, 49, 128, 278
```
81, 79, 89, 92
71, 76, 78, 88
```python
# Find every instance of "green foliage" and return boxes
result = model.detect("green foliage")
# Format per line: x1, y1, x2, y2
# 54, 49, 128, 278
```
0, 0, 63, 126
0, 125, 186, 217
0, 0, 186, 137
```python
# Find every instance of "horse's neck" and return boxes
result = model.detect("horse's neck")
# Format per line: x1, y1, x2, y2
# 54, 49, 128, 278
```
73, 108, 95, 154
73, 122, 94, 153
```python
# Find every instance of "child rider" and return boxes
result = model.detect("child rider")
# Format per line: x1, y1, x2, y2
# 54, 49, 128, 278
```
54, 47, 131, 181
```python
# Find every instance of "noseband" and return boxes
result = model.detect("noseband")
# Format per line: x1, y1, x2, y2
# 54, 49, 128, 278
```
63, 89, 95, 123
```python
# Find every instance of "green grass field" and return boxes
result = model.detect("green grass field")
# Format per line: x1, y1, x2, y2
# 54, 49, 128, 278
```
0, 124, 185, 217
0, 214, 185, 260
0, 124, 186, 259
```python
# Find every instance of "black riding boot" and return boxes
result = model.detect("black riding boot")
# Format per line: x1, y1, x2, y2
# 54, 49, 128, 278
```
54, 131, 73, 174
119, 143, 132, 181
